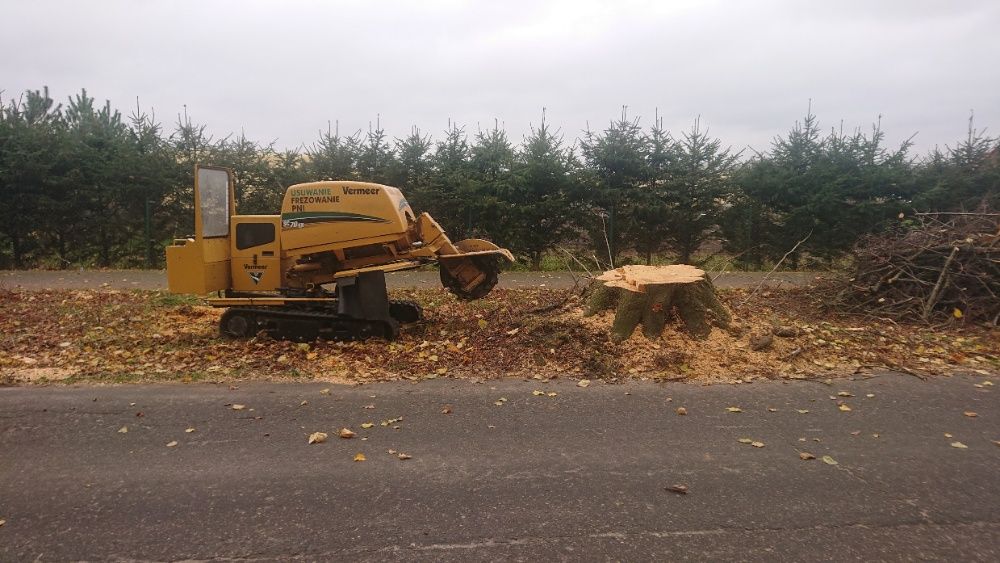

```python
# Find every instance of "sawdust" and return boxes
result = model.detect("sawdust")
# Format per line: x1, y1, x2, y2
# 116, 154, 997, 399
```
0, 287, 996, 385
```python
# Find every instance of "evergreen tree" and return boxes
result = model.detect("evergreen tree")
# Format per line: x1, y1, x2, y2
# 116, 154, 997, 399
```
660, 118, 740, 263
427, 122, 473, 237
62, 90, 135, 266
632, 117, 675, 264
126, 103, 176, 266
215, 130, 277, 214
1, 85, 998, 269
504, 114, 579, 267
357, 117, 395, 184
389, 126, 433, 200
0, 87, 67, 267
579, 108, 650, 264
306, 122, 359, 181
468, 121, 515, 239
914, 115, 999, 211
168, 108, 216, 237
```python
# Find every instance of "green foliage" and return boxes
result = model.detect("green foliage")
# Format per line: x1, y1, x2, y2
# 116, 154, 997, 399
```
1, 87, 997, 270
501, 115, 579, 268
913, 115, 999, 211
579, 108, 651, 263
722, 109, 924, 269
658, 117, 740, 263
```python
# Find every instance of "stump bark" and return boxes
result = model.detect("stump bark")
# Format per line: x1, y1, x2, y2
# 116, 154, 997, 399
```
584, 265, 731, 342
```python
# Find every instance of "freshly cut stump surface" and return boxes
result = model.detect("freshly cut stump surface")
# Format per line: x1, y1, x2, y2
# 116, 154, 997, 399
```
585, 265, 732, 342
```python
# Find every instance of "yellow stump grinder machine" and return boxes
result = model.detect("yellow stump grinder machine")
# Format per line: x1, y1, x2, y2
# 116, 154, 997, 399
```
166, 165, 512, 341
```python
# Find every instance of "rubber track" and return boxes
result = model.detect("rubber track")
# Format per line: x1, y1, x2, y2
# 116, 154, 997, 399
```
224, 307, 395, 341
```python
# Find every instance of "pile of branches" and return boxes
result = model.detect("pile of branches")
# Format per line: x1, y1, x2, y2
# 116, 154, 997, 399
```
839, 210, 1000, 325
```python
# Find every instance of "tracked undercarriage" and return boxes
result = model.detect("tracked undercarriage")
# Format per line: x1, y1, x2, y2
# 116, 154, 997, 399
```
216, 271, 422, 341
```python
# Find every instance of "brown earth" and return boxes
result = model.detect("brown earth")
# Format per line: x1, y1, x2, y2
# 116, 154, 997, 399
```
1, 286, 996, 385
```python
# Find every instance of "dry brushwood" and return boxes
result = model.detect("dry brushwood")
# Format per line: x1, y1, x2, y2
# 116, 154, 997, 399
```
585, 265, 732, 341
837, 210, 1000, 324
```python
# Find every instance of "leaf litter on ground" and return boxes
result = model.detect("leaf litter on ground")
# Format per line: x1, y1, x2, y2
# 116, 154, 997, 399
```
1, 287, 997, 385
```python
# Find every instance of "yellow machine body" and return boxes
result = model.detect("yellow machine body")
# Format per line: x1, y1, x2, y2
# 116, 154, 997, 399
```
166, 165, 512, 298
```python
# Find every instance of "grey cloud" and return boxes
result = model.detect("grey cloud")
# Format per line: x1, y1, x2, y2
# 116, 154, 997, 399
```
2, 0, 997, 155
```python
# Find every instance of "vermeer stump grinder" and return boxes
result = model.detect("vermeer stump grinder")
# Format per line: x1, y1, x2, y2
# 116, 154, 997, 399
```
166, 165, 512, 341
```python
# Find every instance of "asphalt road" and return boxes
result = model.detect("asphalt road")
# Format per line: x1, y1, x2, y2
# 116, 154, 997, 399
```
0, 269, 821, 291
2, 373, 999, 561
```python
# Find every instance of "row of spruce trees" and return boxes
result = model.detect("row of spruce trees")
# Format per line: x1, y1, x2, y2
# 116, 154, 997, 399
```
1, 87, 997, 270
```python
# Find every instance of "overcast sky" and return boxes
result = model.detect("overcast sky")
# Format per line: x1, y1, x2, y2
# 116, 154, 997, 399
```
3, 0, 998, 156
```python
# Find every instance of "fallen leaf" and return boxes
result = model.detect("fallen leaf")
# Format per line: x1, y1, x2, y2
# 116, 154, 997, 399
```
185, 427, 195, 433
737, 438, 753, 444
796, 409, 810, 414
751, 441, 765, 448
441, 406, 452, 414
166, 441, 178, 448
726, 406, 742, 413
676, 407, 687, 416
984, 381, 994, 387
838, 404, 852, 412
944, 433, 953, 438
964, 411, 978, 418
339, 428, 356, 439
363, 404, 375, 409
950, 441, 968, 449
118, 426, 128, 434
546, 392, 557, 397
850, 430, 861, 436
532, 390, 545, 396
992, 440, 1000, 447
799, 452, 816, 460
306, 352, 318, 361
231, 404, 245, 411
0, 519, 5, 527
319, 388, 330, 395
837, 391, 854, 397
665, 484, 688, 495
398, 453, 412, 460
577, 379, 591, 388
767, 407, 778, 412
953, 308, 963, 319
477, 318, 488, 329
866, 393, 875, 398
353, 453, 366, 462
361, 422, 374, 429
821, 455, 838, 465
300, 400, 308, 406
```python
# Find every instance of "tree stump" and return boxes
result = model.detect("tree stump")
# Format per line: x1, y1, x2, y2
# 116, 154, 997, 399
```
584, 265, 731, 342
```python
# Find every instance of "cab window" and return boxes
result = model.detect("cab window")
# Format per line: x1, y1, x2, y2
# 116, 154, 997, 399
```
236, 223, 275, 250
